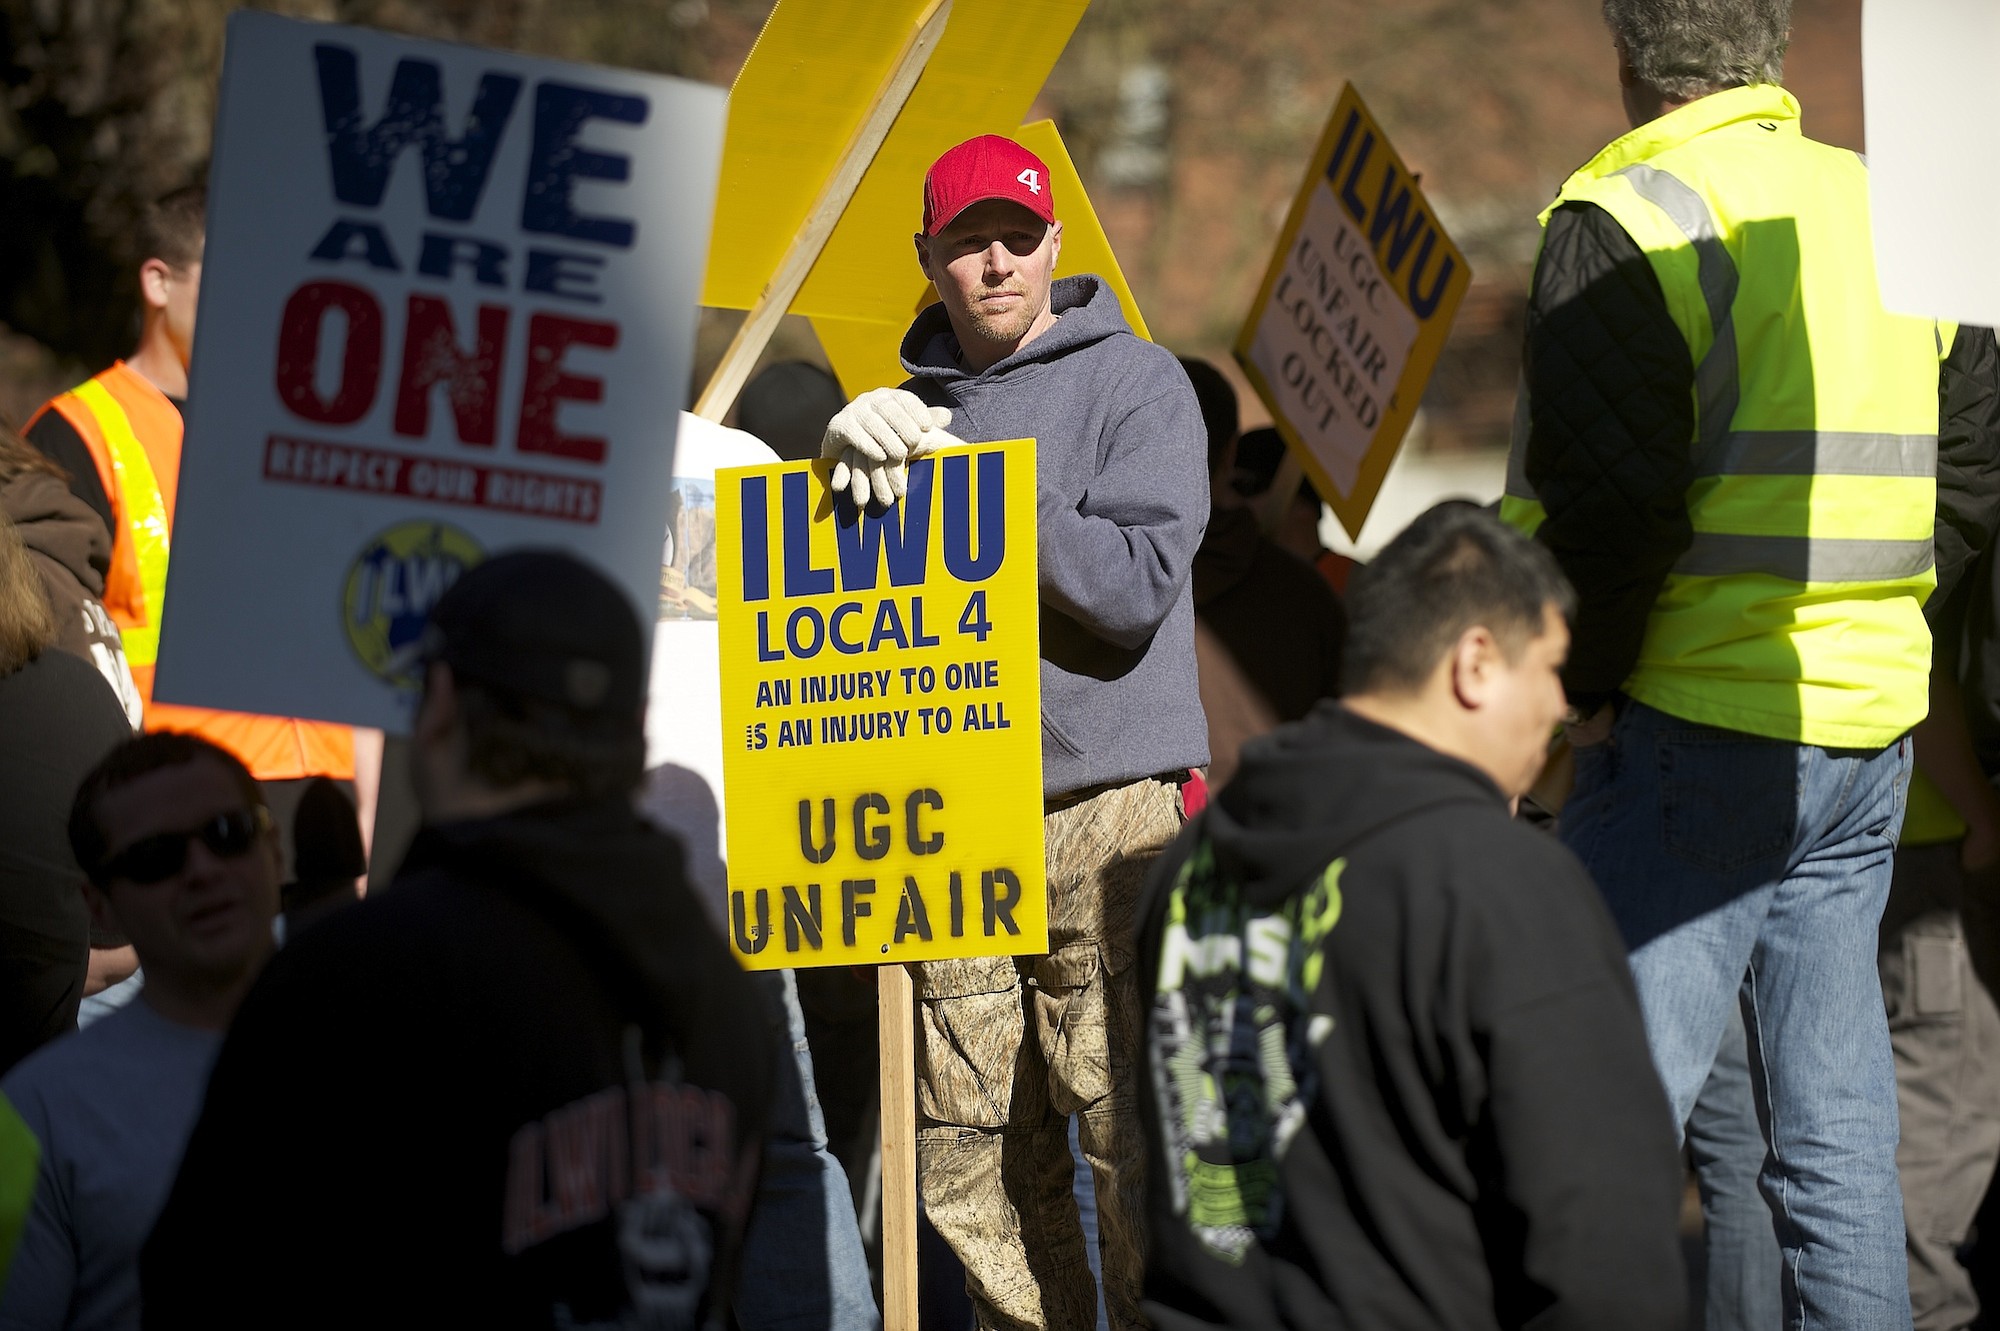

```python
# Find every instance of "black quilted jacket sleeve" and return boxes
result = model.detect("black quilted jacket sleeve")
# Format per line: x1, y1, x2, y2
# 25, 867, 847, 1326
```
1523, 202, 1696, 710
1934, 325, 2000, 617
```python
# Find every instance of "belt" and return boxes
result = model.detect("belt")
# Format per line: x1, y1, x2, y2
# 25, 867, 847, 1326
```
1043, 769, 1200, 816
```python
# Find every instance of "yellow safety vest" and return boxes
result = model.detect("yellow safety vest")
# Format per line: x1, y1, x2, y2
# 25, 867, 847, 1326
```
1901, 769, 1967, 848
0, 1095, 36, 1281
31, 363, 356, 780
1504, 85, 1945, 749
67, 377, 173, 673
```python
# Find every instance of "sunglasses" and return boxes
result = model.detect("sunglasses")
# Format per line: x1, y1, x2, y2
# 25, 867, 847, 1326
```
96, 807, 271, 886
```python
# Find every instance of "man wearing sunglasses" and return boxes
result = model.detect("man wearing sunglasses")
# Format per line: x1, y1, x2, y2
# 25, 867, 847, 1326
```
0, 732, 279, 1328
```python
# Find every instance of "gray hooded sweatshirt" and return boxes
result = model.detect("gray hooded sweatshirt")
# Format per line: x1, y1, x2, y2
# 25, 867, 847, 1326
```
901, 274, 1210, 798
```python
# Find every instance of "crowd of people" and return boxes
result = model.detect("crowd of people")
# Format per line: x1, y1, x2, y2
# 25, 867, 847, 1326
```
3, 0, 1999, 1328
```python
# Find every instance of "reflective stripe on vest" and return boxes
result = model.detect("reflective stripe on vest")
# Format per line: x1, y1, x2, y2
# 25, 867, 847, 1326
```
70, 379, 171, 668
1616, 163, 1742, 459
1697, 429, 1937, 478
1678, 427, 1940, 581
1676, 532, 1934, 583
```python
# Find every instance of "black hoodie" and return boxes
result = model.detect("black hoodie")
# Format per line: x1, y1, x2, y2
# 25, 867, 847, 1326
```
1136, 705, 1686, 1331
142, 799, 775, 1330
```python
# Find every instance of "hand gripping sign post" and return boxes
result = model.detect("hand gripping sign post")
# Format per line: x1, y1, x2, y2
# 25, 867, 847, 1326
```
1236, 84, 1471, 540
716, 442, 1045, 1326
152, 12, 724, 730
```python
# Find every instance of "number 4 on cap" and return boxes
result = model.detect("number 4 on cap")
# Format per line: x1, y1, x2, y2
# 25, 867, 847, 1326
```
1016, 168, 1041, 195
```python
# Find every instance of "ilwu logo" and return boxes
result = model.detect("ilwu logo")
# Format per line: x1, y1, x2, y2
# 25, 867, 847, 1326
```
342, 519, 485, 688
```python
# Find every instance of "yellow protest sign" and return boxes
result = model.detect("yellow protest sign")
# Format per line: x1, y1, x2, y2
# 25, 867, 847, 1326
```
715, 443, 1046, 970
702, 0, 1143, 402
811, 119, 1152, 398
1014, 119, 1152, 340
1235, 84, 1472, 539
811, 314, 920, 405
705, 0, 1088, 324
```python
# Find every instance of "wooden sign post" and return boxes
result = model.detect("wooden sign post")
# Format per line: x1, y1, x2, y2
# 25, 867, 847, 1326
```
697, 0, 1097, 414
692, 0, 953, 421
879, 964, 920, 1328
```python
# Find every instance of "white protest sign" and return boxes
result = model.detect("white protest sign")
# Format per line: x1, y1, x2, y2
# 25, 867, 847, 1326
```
1235, 84, 1469, 539
1864, 0, 2000, 324
1245, 183, 1420, 492
153, 11, 725, 731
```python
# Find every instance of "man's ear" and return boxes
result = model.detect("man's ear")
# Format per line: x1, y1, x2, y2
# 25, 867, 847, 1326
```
913, 232, 936, 283
138, 258, 176, 314
1615, 36, 1639, 90
1048, 219, 1063, 268
1447, 625, 1503, 710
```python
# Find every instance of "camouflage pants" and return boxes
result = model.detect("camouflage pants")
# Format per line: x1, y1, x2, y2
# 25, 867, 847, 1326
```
914, 777, 1182, 1331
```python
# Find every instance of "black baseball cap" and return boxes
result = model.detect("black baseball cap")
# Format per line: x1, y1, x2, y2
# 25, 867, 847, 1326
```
419, 550, 644, 719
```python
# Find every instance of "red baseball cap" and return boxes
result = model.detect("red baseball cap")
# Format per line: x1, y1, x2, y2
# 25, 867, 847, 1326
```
922, 135, 1056, 236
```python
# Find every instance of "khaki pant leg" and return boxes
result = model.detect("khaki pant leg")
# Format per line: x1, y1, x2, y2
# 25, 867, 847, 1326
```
1033, 778, 1182, 1331
1072, 968, 1149, 1331
914, 955, 1093, 1331
916, 1120, 1097, 1331
1880, 844, 2000, 1331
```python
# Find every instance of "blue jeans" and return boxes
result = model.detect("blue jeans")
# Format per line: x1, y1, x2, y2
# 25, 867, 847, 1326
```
1069, 1116, 1109, 1331
1563, 700, 1912, 1330
738, 969, 882, 1331
1688, 999, 1782, 1331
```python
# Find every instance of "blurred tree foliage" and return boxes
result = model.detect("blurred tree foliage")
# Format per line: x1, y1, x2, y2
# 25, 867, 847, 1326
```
0, 0, 774, 373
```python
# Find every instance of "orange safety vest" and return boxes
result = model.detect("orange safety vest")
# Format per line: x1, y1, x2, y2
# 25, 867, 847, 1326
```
30, 363, 354, 781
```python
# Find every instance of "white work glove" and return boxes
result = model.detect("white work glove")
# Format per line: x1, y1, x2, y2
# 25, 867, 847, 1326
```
821, 388, 957, 508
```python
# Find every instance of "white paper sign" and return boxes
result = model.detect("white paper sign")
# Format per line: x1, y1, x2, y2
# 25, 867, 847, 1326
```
154, 11, 726, 731
1864, 0, 2000, 324
1245, 184, 1420, 495
1233, 85, 1468, 538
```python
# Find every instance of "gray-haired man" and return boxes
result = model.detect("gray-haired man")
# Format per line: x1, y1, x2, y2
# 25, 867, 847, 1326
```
1501, 2, 2000, 1326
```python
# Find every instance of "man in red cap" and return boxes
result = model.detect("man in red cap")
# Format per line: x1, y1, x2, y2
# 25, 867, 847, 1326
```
823, 134, 1209, 1330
